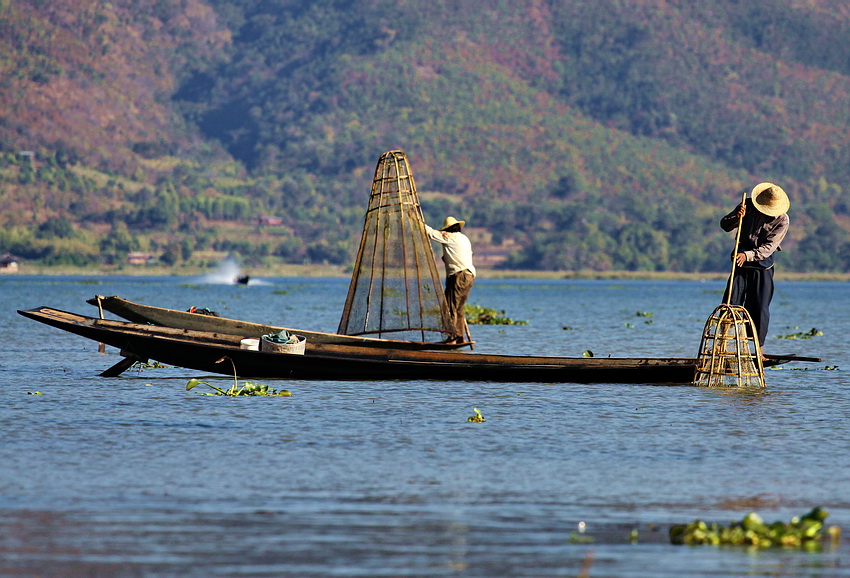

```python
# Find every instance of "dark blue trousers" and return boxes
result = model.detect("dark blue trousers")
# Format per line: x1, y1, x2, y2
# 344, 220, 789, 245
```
725, 267, 774, 347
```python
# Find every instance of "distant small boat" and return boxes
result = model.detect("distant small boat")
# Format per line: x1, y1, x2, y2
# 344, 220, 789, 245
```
234, 275, 250, 285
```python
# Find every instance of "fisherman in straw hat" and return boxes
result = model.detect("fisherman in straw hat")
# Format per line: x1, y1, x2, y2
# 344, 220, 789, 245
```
425, 216, 477, 344
720, 182, 790, 347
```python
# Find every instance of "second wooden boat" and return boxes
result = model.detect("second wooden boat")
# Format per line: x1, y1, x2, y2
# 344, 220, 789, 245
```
87, 295, 469, 350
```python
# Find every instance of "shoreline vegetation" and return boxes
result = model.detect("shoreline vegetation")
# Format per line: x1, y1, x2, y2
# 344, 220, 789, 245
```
5, 265, 850, 282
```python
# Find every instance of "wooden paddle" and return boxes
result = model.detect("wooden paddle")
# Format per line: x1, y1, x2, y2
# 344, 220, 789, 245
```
463, 316, 474, 350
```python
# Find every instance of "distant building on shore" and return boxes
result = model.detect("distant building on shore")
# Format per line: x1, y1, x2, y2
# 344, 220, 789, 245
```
258, 215, 283, 226
0, 253, 20, 273
126, 252, 158, 266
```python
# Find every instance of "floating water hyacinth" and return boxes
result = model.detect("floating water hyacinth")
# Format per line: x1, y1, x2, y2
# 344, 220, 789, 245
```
669, 507, 839, 548
133, 360, 170, 369
185, 378, 292, 397
184, 355, 292, 396
464, 304, 528, 325
777, 327, 824, 340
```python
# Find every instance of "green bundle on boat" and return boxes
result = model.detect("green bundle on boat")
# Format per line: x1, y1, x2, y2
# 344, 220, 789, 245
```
263, 329, 296, 344
260, 329, 306, 354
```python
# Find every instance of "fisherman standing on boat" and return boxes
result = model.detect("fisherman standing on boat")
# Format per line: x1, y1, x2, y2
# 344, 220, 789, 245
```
720, 182, 790, 347
425, 216, 476, 344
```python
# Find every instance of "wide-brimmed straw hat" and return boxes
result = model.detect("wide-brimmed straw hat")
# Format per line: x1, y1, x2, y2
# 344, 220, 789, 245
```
751, 182, 790, 217
439, 216, 466, 231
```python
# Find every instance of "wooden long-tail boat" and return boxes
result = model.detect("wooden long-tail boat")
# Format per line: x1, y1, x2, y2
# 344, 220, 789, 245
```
18, 306, 819, 383
86, 295, 469, 350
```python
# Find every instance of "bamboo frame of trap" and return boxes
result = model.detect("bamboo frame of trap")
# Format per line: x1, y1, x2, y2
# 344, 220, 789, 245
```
694, 304, 765, 387
337, 150, 454, 342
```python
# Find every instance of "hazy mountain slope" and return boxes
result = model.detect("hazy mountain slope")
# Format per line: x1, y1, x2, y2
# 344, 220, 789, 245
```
2, 0, 850, 271
0, 0, 228, 170
191, 0, 850, 194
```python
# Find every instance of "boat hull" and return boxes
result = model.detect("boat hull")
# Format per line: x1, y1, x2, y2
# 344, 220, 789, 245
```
19, 306, 724, 384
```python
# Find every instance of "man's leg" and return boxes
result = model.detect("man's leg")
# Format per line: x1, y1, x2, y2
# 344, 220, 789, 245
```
743, 269, 774, 347
444, 274, 461, 340
451, 271, 474, 340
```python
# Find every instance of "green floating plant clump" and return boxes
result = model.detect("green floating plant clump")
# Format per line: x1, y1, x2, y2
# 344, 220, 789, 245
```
183, 355, 291, 396
186, 378, 292, 397
670, 508, 840, 548
133, 361, 170, 369
464, 304, 528, 325
777, 327, 823, 339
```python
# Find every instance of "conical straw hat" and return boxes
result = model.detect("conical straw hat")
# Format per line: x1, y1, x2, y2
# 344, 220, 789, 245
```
439, 216, 465, 230
751, 182, 789, 217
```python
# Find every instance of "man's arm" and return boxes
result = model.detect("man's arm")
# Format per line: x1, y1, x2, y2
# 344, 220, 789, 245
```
720, 204, 745, 232
425, 224, 448, 244
745, 215, 790, 262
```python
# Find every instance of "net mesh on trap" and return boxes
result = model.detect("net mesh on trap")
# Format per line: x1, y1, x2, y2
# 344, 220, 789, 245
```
694, 304, 765, 387
337, 150, 451, 342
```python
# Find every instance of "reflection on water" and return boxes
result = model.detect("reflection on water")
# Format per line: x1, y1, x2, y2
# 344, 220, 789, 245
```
0, 504, 844, 576
1, 276, 848, 576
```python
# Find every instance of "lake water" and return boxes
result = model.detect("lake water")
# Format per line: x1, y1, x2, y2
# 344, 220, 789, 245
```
1, 274, 848, 576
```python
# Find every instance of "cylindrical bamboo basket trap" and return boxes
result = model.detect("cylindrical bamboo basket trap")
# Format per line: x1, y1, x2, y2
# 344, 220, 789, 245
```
694, 305, 764, 387
337, 150, 453, 342
693, 191, 765, 388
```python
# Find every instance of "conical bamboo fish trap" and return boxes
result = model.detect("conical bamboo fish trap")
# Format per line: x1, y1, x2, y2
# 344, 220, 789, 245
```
693, 191, 765, 388
337, 150, 452, 342
694, 304, 765, 387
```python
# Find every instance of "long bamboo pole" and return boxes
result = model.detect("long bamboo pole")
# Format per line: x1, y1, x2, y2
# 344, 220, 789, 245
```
724, 190, 748, 305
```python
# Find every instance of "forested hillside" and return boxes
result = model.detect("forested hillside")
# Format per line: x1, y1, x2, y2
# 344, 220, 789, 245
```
3, 0, 850, 272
